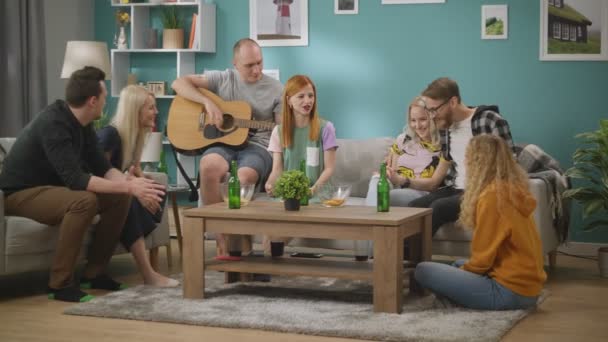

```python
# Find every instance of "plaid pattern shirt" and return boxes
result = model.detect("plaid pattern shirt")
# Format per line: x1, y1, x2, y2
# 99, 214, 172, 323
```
440, 107, 514, 187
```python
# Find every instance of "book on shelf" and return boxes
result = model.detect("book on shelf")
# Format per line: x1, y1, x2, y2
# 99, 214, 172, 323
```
188, 13, 198, 49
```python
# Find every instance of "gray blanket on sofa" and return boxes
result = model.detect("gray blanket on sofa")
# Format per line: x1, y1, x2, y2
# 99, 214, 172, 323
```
516, 144, 570, 242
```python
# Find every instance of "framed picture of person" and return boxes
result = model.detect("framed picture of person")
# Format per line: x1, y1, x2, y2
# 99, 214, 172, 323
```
540, 0, 608, 61
250, 0, 308, 47
335, 0, 358, 15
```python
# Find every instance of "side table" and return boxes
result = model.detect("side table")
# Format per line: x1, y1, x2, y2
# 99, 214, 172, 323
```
167, 184, 191, 259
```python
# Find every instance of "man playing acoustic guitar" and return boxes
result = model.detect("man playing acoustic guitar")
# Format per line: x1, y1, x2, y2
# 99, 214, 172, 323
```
172, 38, 283, 257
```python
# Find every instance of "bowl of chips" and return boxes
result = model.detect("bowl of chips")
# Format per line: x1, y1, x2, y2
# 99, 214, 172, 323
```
220, 182, 256, 206
317, 184, 351, 207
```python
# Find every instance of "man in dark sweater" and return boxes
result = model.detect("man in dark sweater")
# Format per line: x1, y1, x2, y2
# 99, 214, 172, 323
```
0, 67, 165, 302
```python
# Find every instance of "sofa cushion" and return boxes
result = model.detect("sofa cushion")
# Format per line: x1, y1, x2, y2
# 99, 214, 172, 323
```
4, 215, 98, 256
333, 137, 393, 198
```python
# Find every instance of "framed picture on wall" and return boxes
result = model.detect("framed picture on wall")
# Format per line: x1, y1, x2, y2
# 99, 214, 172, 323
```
381, 0, 445, 4
540, 0, 608, 61
250, 0, 308, 47
335, 0, 358, 15
482, 5, 508, 40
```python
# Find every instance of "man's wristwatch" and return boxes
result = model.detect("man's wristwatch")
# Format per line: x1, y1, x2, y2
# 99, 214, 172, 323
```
401, 177, 411, 189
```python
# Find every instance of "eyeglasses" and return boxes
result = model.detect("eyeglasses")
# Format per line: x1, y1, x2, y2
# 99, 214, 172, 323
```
425, 99, 450, 116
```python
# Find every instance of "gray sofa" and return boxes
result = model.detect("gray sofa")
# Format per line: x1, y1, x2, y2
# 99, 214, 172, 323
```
0, 137, 171, 276
283, 137, 561, 266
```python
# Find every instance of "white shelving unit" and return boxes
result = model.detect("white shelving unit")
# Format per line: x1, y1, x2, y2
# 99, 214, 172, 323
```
110, 0, 216, 97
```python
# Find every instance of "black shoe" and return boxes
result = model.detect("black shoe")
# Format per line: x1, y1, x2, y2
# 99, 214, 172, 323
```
252, 273, 271, 282
48, 285, 94, 303
80, 274, 128, 291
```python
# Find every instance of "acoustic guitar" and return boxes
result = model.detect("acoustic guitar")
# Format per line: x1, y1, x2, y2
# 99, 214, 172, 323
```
166, 88, 275, 153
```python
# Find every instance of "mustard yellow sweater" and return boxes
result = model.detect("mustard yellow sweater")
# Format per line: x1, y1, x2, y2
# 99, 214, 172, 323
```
463, 182, 547, 297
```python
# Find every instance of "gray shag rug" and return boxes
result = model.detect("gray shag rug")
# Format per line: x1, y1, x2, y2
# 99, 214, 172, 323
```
64, 272, 546, 341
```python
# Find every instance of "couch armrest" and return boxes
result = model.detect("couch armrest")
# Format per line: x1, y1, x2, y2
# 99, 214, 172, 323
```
1, 189, 6, 269
0, 189, 4, 222
528, 178, 560, 255
144, 172, 168, 186
141, 172, 170, 250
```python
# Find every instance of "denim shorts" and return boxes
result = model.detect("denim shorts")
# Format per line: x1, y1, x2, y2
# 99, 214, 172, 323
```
202, 143, 272, 185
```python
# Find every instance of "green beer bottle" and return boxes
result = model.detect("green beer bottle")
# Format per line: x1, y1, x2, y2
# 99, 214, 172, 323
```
158, 148, 168, 174
377, 163, 390, 212
299, 159, 309, 206
228, 160, 241, 209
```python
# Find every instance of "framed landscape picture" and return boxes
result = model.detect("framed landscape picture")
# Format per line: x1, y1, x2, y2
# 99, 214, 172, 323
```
335, 0, 358, 15
540, 0, 608, 61
482, 5, 508, 40
250, 0, 308, 47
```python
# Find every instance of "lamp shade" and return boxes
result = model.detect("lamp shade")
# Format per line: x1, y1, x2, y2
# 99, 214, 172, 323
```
141, 132, 163, 163
60, 41, 111, 79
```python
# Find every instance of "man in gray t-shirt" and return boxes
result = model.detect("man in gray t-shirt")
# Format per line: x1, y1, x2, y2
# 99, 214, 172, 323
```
172, 38, 283, 256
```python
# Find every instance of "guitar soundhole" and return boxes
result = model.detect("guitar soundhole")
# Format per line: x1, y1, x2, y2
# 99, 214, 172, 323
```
220, 114, 234, 130
203, 125, 224, 139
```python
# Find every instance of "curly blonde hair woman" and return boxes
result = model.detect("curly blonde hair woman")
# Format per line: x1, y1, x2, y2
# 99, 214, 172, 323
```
414, 135, 546, 310
458, 134, 529, 228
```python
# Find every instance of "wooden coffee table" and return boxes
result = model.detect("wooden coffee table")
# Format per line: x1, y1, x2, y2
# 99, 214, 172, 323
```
181, 201, 432, 314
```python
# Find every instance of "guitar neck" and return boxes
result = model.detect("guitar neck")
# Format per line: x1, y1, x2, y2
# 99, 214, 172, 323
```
233, 118, 275, 130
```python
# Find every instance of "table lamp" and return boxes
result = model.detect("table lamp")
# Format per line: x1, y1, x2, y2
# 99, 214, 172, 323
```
60, 41, 111, 79
141, 132, 163, 171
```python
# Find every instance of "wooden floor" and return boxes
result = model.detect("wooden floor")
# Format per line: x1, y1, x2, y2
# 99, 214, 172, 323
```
1, 239, 607, 342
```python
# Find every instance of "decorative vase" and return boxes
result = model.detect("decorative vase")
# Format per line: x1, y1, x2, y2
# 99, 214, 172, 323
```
162, 28, 184, 49
117, 26, 128, 50
284, 198, 300, 211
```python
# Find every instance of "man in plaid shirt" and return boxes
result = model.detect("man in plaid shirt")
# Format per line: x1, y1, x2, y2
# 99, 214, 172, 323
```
409, 77, 514, 235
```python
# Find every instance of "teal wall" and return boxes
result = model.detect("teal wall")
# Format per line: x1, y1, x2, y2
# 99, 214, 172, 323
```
95, 0, 608, 243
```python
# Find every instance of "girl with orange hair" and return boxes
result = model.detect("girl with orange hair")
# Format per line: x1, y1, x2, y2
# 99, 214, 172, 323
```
414, 135, 546, 310
265, 75, 337, 196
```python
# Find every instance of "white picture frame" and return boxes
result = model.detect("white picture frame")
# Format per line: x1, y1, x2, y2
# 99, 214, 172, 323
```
482, 5, 508, 40
381, 0, 445, 4
263, 69, 280, 81
540, 0, 608, 61
250, 0, 308, 47
335, 0, 358, 15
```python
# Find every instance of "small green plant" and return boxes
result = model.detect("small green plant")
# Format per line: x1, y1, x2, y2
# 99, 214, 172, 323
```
563, 119, 608, 231
93, 111, 111, 130
273, 170, 311, 200
161, 6, 182, 29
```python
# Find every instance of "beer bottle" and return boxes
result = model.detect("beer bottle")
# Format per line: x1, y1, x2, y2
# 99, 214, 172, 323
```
377, 163, 390, 212
299, 159, 309, 206
228, 160, 241, 209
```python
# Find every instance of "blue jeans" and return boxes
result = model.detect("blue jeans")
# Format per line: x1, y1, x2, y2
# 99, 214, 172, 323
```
414, 260, 539, 310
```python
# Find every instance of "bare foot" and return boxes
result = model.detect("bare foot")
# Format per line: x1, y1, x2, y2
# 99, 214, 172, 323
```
144, 272, 179, 288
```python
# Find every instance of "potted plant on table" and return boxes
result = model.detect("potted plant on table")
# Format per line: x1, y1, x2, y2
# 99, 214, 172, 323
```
273, 170, 311, 211
161, 5, 183, 49
563, 119, 608, 278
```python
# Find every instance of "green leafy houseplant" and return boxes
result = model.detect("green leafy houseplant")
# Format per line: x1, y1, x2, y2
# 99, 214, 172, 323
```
93, 111, 111, 131
562, 119, 608, 231
161, 6, 182, 29
273, 170, 310, 200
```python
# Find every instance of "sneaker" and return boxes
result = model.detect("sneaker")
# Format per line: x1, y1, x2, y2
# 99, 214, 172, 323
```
48, 285, 94, 303
80, 274, 128, 291
252, 273, 271, 282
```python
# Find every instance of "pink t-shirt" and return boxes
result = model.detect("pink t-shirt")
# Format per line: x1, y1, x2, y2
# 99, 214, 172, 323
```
391, 133, 442, 179
268, 121, 338, 153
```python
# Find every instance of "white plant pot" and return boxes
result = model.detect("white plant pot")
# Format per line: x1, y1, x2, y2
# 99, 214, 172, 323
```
599, 247, 608, 278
